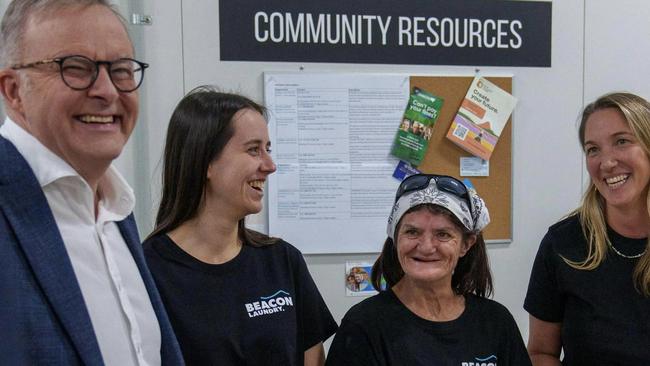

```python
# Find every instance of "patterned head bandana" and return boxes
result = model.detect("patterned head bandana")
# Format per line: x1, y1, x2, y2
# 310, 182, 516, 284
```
386, 178, 490, 240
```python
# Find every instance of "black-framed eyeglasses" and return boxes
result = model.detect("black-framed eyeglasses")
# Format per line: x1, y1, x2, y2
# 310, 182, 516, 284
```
11, 55, 149, 92
395, 174, 474, 216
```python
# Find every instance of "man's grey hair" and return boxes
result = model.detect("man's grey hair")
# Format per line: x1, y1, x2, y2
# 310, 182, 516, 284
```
0, 0, 128, 68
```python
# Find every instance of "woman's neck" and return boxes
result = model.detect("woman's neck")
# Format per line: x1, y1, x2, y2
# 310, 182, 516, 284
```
392, 277, 465, 322
606, 203, 650, 238
169, 207, 243, 264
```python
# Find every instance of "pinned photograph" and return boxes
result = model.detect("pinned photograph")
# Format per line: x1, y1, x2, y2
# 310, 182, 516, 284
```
345, 262, 381, 297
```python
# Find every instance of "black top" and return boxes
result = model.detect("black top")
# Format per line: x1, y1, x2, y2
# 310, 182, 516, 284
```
143, 234, 338, 366
326, 289, 531, 366
524, 214, 650, 365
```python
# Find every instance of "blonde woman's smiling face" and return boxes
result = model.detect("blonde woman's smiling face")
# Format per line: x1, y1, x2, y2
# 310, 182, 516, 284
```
584, 108, 650, 214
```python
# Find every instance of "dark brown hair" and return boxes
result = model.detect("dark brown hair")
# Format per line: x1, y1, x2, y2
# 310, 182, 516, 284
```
371, 204, 493, 297
148, 86, 276, 247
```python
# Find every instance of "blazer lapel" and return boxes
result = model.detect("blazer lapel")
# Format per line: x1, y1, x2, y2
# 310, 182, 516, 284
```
118, 216, 184, 365
0, 138, 103, 365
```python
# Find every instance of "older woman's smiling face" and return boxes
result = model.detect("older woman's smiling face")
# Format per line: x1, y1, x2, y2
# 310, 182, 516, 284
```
396, 207, 474, 286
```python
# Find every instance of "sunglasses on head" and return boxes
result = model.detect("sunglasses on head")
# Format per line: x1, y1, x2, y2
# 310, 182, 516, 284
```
395, 174, 474, 215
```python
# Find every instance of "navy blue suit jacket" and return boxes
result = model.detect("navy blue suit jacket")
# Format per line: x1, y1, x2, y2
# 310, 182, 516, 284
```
0, 136, 184, 365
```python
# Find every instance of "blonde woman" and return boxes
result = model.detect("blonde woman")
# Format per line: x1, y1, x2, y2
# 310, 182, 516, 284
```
525, 93, 650, 365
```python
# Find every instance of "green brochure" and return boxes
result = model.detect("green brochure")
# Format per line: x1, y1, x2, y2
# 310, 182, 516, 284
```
391, 87, 444, 166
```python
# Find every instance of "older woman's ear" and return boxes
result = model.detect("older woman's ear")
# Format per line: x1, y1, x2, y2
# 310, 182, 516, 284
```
460, 233, 477, 257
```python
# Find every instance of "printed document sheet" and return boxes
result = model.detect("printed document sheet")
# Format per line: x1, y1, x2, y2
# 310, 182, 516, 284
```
265, 73, 409, 253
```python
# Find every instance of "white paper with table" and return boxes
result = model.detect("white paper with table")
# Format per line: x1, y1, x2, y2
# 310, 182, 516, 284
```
265, 73, 409, 253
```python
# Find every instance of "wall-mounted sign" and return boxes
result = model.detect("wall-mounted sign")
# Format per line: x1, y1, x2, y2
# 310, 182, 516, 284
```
219, 0, 552, 67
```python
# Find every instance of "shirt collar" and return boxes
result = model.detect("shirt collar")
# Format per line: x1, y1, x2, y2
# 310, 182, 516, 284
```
98, 166, 135, 221
0, 116, 77, 186
0, 117, 135, 221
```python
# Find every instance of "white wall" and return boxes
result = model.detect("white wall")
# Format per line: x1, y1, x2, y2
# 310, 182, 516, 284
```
582, 0, 650, 186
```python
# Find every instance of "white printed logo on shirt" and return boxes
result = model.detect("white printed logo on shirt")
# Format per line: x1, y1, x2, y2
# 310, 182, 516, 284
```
244, 290, 294, 318
461, 355, 497, 366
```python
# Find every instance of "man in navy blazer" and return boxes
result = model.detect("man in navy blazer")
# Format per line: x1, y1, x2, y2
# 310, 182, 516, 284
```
0, 1, 182, 364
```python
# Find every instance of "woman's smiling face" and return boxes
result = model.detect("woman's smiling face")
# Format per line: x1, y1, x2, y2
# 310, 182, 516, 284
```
584, 108, 650, 214
396, 206, 474, 286
204, 108, 277, 219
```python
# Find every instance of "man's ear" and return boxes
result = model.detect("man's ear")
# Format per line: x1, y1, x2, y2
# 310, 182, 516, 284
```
0, 68, 24, 115
460, 233, 477, 257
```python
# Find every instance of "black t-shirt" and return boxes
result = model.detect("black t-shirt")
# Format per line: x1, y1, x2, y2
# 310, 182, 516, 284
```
143, 234, 338, 366
326, 289, 531, 366
524, 214, 650, 365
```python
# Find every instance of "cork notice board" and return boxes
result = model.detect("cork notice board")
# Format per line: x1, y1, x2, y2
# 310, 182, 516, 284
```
410, 76, 512, 242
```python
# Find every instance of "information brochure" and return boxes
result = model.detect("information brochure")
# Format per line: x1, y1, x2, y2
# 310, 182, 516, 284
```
391, 87, 444, 166
446, 76, 517, 160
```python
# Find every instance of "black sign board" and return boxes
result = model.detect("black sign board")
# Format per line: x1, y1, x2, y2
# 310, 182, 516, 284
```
219, 0, 552, 67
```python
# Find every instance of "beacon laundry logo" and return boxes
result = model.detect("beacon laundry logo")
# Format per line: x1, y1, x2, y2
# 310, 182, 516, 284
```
461, 354, 497, 366
244, 290, 294, 318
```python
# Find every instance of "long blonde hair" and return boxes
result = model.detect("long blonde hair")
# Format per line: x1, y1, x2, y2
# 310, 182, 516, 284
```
568, 92, 650, 296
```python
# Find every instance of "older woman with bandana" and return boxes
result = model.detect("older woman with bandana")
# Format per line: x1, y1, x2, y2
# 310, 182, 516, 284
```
326, 174, 531, 366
